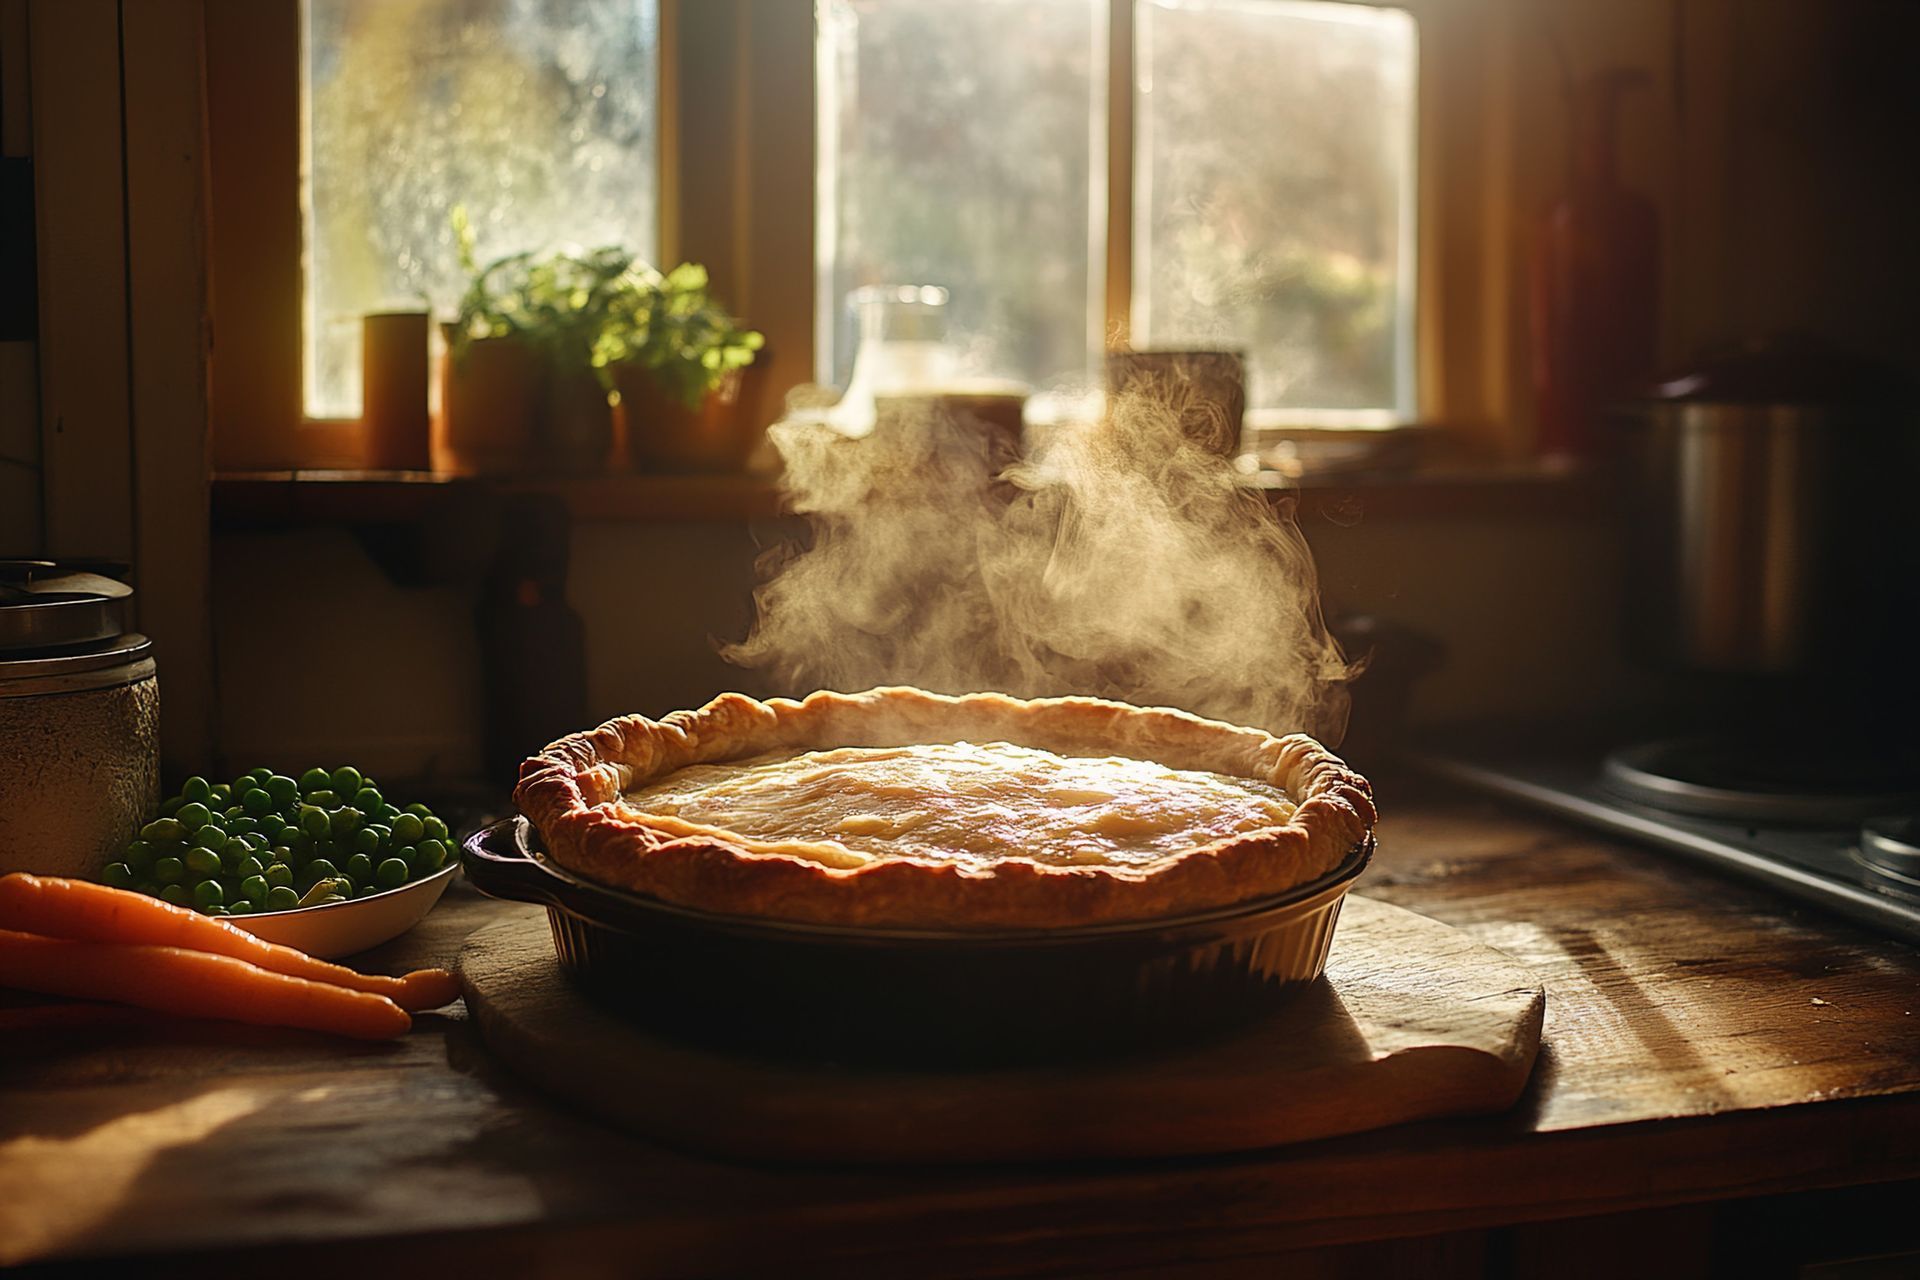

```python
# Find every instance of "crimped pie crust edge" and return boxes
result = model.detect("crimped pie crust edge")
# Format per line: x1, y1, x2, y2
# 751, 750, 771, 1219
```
514, 687, 1375, 929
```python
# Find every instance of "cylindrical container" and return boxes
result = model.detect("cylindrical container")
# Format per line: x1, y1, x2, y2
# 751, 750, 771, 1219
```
0, 634, 159, 879
362, 311, 431, 471
1615, 341, 1914, 676
1106, 349, 1247, 456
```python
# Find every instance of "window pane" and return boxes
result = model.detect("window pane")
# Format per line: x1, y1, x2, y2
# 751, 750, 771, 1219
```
304, 0, 658, 419
817, 0, 1106, 393
1136, 0, 1416, 420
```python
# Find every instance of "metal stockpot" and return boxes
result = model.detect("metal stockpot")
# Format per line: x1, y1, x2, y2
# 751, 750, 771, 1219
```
1616, 343, 1912, 675
0, 563, 160, 878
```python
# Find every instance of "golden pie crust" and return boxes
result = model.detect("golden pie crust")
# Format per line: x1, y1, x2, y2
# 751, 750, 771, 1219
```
515, 688, 1375, 929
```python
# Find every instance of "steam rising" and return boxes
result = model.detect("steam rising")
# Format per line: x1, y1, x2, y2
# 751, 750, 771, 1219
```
724, 391, 1350, 742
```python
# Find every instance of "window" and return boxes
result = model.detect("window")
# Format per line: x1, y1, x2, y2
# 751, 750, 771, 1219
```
229, 0, 1431, 463
815, 0, 1417, 422
303, 0, 660, 419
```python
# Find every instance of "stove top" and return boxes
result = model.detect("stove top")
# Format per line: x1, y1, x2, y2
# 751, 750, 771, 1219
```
1420, 736, 1920, 944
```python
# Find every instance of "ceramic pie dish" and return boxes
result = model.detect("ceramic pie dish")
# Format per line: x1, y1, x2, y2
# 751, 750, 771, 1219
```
472, 688, 1376, 1061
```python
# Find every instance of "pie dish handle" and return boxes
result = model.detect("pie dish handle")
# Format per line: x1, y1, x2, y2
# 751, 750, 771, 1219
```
460, 819, 571, 911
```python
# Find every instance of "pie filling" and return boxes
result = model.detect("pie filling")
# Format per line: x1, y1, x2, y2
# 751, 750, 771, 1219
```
617, 740, 1297, 872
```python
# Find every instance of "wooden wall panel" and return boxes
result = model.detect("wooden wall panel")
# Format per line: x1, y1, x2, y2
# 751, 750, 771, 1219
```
28, 0, 133, 561
0, 0, 39, 554
123, 0, 215, 771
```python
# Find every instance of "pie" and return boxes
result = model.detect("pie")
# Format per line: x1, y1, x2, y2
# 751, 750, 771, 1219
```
515, 687, 1374, 930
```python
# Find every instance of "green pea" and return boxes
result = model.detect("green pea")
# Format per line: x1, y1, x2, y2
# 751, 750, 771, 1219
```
285, 829, 312, 854
265, 863, 293, 888
375, 857, 409, 889
210, 783, 231, 804
222, 835, 251, 860
421, 815, 449, 843
175, 802, 211, 830
394, 844, 419, 871
266, 885, 300, 911
315, 837, 341, 861
298, 767, 330, 793
153, 855, 186, 884
304, 789, 337, 809
352, 787, 383, 813
159, 795, 185, 818
414, 839, 447, 874
268, 845, 294, 866
329, 765, 363, 796
344, 852, 374, 883
227, 817, 256, 836
235, 855, 264, 879
355, 884, 377, 898
375, 803, 400, 823
405, 802, 430, 817
260, 812, 287, 837
124, 842, 156, 874
390, 812, 424, 844
266, 775, 300, 806
159, 883, 191, 906
102, 862, 136, 889
239, 874, 269, 906
351, 827, 381, 856
141, 817, 185, 842
328, 807, 362, 838
181, 776, 211, 803
223, 805, 245, 822
191, 878, 224, 910
240, 787, 273, 816
241, 831, 270, 851
226, 900, 255, 916
299, 805, 330, 838
184, 846, 221, 877
305, 858, 339, 886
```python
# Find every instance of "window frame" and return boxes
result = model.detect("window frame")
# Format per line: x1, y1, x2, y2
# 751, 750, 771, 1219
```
207, 0, 1519, 472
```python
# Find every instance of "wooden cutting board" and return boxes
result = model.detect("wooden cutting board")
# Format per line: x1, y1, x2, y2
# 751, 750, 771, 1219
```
458, 895, 1545, 1164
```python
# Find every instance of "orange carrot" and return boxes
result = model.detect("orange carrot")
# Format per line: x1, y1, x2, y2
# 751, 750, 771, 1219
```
0, 874, 460, 1011
0, 929, 411, 1040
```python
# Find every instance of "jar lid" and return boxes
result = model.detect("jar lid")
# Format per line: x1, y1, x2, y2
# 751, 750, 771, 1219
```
0, 632, 153, 689
0, 560, 133, 653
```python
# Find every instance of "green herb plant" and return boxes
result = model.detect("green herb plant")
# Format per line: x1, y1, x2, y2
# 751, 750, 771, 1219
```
447, 208, 760, 409
592, 262, 765, 409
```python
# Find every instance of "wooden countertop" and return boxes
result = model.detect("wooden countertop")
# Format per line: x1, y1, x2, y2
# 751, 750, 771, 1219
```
4, 794, 1919, 1276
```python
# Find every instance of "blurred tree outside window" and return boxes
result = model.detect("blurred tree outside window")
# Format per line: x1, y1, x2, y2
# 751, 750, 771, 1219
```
1136, 0, 1416, 422
304, 0, 658, 420
303, 0, 1415, 426
817, 0, 1107, 396
817, 0, 1416, 421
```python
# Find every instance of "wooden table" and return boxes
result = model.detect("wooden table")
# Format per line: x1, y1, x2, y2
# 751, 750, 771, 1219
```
6, 793, 1920, 1277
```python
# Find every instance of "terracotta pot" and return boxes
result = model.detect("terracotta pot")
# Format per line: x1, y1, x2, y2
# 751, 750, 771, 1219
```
543, 364, 616, 472
437, 330, 540, 474
614, 364, 762, 473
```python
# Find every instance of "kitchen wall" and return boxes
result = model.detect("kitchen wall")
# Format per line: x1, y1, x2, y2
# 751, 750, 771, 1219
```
212, 499, 1634, 781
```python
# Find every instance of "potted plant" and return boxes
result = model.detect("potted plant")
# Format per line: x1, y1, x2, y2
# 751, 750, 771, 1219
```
594, 263, 765, 473
442, 212, 635, 473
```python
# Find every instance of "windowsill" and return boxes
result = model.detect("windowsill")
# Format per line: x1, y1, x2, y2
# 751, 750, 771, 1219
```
210, 461, 1604, 530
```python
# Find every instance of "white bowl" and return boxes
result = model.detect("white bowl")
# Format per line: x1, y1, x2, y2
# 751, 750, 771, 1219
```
231, 863, 459, 960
